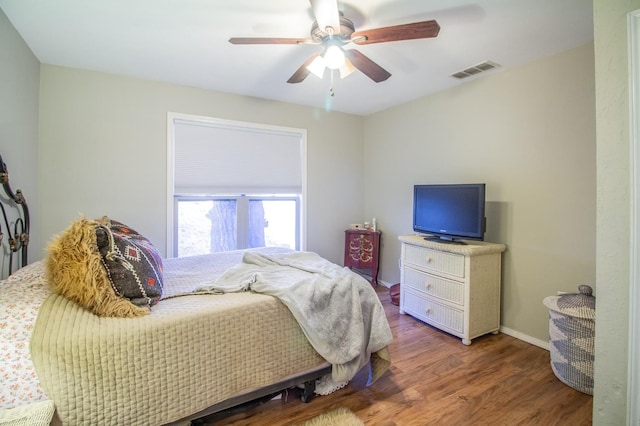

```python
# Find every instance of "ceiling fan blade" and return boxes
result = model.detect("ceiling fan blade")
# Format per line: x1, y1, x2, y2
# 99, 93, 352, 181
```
310, 0, 341, 34
229, 37, 311, 45
287, 52, 322, 84
344, 49, 391, 83
351, 20, 440, 45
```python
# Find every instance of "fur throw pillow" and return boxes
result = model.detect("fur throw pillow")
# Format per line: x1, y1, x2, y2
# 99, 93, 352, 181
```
45, 216, 164, 318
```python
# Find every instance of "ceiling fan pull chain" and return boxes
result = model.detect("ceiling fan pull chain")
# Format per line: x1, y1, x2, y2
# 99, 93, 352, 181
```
329, 69, 335, 97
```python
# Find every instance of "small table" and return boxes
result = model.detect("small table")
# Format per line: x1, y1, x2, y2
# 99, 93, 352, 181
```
343, 229, 381, 285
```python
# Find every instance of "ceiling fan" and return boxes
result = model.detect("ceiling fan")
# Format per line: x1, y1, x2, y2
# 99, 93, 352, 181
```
229, 0, 440, 85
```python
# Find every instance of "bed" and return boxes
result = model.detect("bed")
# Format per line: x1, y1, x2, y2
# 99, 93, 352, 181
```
0, 158, 392, 426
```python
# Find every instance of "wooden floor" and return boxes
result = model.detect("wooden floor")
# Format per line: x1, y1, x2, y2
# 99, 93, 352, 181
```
197, 286, 593, 425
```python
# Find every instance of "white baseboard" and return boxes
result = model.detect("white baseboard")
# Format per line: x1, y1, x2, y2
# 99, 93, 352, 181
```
349, 270, 392, 288
500, 326, 549, 350
377, 279, 392, 288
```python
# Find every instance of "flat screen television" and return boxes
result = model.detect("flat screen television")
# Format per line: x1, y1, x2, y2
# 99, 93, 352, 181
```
413, 183, 486, 243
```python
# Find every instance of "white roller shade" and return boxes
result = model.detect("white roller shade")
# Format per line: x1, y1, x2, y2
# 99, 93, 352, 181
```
174, 119, 302, 194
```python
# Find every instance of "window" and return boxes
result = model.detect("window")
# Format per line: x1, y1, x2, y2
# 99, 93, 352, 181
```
175, 195, 299, 257
167, 113, 306, 257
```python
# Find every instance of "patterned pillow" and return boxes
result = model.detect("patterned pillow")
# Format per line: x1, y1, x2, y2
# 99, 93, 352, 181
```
95, 218, 164, 307
46, 216, 164, 318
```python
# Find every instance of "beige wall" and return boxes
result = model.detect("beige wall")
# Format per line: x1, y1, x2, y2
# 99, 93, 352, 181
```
364, 43, 597, 345
38, 65, 364, 264
592, 0, 640, 423
0, 9, 40, 274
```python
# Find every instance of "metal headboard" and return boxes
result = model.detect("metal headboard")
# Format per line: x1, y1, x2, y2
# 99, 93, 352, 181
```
0, 154, 30, 276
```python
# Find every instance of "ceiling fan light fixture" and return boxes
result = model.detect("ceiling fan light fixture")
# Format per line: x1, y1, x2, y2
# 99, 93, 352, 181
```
231, 1, 442, 86
306, 55, 326, 78
323, 45, 345, 69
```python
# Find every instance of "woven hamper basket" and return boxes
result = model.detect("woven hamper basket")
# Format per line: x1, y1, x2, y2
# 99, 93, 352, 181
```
543, 285, 595, 395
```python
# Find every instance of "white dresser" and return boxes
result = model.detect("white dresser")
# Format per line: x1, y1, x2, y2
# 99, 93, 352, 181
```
398, 235, 506, 345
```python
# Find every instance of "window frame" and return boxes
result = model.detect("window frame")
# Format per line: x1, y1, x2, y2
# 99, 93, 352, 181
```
166, 112, 307, 257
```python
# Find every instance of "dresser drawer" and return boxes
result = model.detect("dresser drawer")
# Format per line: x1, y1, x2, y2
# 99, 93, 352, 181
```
403, 244, 465, 278
402, 266, 464, 305
402, 289, 464, 333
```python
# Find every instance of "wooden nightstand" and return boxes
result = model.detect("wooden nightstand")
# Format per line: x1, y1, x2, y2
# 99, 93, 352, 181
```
344, 229, 381, 286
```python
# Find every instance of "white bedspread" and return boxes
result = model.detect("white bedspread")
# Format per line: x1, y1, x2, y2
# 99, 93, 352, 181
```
198, 250, 393, 383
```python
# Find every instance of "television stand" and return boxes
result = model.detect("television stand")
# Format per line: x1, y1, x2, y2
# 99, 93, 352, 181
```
399, 235, 506, 345
423, 236, 467, 245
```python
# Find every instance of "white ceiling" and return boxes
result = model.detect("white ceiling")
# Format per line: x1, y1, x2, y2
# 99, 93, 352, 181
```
1, 0, 594, 116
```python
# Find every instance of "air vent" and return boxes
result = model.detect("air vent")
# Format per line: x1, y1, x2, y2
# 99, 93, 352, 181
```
451, 60, 500, 79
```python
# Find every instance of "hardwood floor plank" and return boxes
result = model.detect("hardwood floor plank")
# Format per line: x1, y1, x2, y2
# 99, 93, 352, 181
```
196, 286, 592, 425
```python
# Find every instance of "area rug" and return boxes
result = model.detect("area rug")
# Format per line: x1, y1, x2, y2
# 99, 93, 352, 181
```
299, 407, 364, 426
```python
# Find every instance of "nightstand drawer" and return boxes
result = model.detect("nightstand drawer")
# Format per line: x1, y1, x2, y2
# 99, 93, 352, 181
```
403, 244, 465, 278
403, 290, 464, 333
402, 266, 464, 305
345, 233, 375, 267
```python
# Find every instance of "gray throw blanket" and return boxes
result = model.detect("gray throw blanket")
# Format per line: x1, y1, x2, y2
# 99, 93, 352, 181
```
198, 250, 393, 383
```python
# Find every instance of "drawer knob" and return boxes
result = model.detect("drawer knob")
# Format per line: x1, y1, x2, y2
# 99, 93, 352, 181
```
426, 283, 432, 290
426, 257, 432, 263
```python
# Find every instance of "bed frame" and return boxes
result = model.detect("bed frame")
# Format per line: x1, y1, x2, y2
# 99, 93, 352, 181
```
168, 363, 332, 425
0, 154, 30, 277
